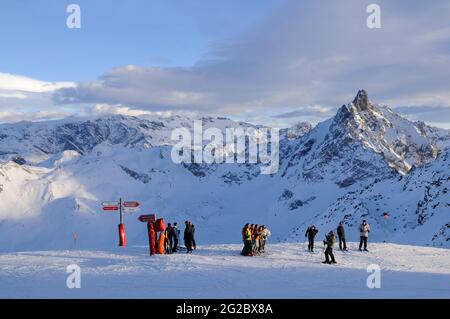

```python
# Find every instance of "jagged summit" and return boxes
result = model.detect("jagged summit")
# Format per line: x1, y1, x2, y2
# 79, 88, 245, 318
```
352, 89, 372, 111
331, 90, 439, 174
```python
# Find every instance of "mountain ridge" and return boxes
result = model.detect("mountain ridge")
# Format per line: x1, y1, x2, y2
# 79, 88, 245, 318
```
0, 90, 449, 251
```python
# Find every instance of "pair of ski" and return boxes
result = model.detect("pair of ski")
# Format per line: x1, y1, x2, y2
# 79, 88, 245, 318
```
322, 261, 337, 265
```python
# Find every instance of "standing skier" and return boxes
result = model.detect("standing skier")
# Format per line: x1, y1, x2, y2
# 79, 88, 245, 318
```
184, 221, 194, 254
256, 226, 263, 253
165, 223, 174, 254
305, 225, 319, 252
251, 224, 257, 248
359, 220, 370, 252
241, 224, 253, 256
253, 225, 262, 254
249, 224, 254, 246
322, 231, 337, 264
337, 222, 347, 251
260, 225, 271, 253
241, 224, 246, 244
172, 222, 180, 252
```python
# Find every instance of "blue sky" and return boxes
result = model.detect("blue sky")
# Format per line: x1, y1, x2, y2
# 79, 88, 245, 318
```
0, 0, 449, 128
0, 0, 280, 81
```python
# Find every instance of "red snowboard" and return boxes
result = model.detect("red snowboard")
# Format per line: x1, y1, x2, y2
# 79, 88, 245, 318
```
154, 218, 166, 232
147, 222, 156, 255
157, 232, 166, 254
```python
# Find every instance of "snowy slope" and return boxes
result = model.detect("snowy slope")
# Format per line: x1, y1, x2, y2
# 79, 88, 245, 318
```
0, 90, 449, 251
0, 243, 449, 298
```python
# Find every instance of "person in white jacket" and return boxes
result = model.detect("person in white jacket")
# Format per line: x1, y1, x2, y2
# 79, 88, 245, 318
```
259, 225, 271, 253
359, 220, 370, 252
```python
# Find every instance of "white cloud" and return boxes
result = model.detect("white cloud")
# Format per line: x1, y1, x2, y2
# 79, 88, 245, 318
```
0, 73, 76, 123
85, 104, 188, 118
1, 1, 449, 128
51, 0, 450, 128
0, 92, 27, 99
0, 110, 70, 123
0, 72, 75, 93
384, 91, 450, 108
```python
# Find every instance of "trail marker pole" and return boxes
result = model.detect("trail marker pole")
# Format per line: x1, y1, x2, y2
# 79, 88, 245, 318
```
119, 198, 123, 224
118, 198, 126, 247
102, 198, 139, 248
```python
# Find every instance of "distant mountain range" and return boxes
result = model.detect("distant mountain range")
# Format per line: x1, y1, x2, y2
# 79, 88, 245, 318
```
0, 90, 448, 251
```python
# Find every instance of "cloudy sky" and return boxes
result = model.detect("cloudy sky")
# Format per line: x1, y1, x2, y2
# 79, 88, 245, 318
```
0, 0, 449, 128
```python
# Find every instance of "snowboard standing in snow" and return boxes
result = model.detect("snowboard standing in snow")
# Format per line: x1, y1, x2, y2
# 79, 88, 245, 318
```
147, 222, 157, 256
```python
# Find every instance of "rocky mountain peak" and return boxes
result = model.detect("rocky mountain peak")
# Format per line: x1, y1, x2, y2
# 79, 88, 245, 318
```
328, 90, 440, 175
352, 89, 372, 111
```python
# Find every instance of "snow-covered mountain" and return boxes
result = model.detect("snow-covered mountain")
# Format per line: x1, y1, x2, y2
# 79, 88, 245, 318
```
0, 90, 448, 251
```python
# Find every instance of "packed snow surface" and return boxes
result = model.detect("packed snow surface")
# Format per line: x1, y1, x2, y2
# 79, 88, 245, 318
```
0, 243, 449, 298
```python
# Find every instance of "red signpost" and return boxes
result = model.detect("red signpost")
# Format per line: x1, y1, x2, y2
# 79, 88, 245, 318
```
138, 214, 156, 223
123, 202, 140, 208
102, 206, 119, 211
118, 223, 126, 246
139, 214, 157, 255
101, 198, 140, 247
102, 201, 119, 207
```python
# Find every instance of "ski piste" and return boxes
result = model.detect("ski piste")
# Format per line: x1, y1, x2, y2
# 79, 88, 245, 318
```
1, 242, 449, 298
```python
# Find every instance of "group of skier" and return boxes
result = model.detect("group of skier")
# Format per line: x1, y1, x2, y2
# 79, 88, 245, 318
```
161, 218, 371, 264
163, 221, 196, 254
305, 220, 371, 264
241, 223, 271, 256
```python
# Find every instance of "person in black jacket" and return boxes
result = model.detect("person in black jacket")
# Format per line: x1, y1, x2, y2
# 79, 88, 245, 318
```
166, 223, 174, 253
305, 225, 319, 252
184, 221, 194, 254
172, 222, 180, 252
337, 222, 347, 251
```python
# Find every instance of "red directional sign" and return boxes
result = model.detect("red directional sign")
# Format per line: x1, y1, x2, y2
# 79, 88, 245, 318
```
103, 206, 119, 211
138, 214, 156, 222
123, 202, 140, 208
102, 201, 119, 207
